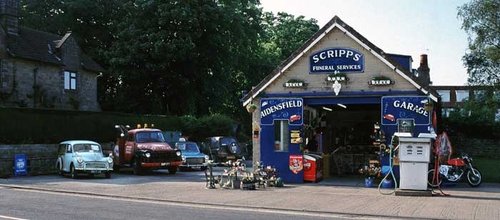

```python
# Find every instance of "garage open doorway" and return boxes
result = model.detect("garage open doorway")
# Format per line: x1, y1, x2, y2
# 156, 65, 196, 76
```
303, 102, 381, 176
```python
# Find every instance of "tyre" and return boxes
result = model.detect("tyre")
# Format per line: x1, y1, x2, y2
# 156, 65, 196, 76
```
133, 160, 143, 175
467, 168, 482, 187
70, 164, 78, 179
200, 166, 207, 171
427, 169, 442, 187
57, 162, 64, 176
105, 172, 111, 179
168, 167, 178, 174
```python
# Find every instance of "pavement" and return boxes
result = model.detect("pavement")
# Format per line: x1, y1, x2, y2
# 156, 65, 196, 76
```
1, 171, 500, 220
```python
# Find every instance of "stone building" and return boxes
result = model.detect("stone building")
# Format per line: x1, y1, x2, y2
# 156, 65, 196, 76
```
0, 0, 103, 111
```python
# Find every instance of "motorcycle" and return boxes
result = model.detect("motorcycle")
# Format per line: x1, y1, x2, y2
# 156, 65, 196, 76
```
428, 154, 482, 187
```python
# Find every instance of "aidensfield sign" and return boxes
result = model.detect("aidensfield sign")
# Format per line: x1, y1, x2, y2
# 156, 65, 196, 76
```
309, 48, 364, 73
260, 98, 304, 125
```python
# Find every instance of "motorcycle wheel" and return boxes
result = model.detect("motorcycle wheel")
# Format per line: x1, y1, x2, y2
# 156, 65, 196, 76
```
427, 169, 442, 187
466, 168, 482, 187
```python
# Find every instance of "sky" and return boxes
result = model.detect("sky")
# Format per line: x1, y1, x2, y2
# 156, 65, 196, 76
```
259, 0, 470, 86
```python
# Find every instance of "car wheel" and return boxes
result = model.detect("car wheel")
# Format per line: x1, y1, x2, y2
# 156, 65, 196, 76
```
168, 167, 177, 174
57, 162, 64, 176
70, 164, 78, 179
179, 167, 187, 172
132, 160, 143, 175
105, 172, 111, 179
200, 166, 207, 171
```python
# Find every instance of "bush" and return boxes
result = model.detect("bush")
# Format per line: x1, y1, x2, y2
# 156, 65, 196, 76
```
0, 108, 240, 144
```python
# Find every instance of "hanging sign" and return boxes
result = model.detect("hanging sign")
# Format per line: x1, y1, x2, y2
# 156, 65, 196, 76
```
381, 96, 431, 125
289, 154, 303, 174
290, 130, 302, 144
260, 98, 303, 125
310, 48, 364, 73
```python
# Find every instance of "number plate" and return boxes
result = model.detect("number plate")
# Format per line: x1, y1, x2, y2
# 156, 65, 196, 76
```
91, 170, 101, 174
161, 163, 167, 166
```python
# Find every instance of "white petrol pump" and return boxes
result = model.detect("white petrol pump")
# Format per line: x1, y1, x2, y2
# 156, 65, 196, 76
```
398, 136, 432, 190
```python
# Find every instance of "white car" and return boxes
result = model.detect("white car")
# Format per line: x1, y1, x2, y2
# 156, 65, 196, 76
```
56, 140, 113, 178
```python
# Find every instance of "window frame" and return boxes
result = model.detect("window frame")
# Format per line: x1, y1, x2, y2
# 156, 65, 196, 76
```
64, 71, 78, 90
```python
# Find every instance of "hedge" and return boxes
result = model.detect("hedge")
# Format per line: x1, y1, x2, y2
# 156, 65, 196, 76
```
0, 107, 238, 144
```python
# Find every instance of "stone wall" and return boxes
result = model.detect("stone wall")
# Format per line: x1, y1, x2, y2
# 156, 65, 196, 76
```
0, 142, 113, 177
0, 58, 100, 111
0, 144, 58, 177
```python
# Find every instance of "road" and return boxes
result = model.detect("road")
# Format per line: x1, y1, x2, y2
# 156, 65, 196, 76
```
0, 187, 348, 220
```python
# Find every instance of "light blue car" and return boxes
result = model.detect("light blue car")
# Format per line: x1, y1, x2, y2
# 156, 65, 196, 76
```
56, 140, 113, 178
174, 141, 209, 171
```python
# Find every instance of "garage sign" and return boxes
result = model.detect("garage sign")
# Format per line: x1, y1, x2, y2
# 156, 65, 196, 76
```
381, 96, 431, 125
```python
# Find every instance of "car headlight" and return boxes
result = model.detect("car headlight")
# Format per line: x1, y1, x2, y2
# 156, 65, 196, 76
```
145, 152, 151, 158
176, 150, 181, 157
107, 157, 113, 164
181, 156, 186, 162
77, 157, 83, 164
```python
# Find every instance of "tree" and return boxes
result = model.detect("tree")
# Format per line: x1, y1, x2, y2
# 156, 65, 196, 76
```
458, 0, 500, 85
446, 88, 500, 138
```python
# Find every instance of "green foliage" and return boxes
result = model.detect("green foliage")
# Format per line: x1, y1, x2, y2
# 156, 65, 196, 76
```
0, 108, 238, 144
444, 88, 500, 138
474, 158, 500, 182
17, 1, 319, 131
458, 0, 500, 85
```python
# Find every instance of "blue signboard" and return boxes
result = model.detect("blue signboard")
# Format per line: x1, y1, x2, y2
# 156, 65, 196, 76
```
260, 98, 303, 125
310, 48, 364, 73
14, 154, 27, 176
381, 96, 430, 125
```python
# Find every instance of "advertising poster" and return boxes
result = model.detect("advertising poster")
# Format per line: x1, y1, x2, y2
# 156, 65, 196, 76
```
289, 154, 304, 174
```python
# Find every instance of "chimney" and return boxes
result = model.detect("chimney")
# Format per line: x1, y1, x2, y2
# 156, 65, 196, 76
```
0, 0, 19, 36
417, 54, 431, 86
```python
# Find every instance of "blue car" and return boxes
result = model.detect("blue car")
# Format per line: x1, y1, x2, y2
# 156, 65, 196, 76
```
174, 141, 209, 171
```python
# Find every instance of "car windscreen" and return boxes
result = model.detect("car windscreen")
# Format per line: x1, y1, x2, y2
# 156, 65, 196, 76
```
135, 131, 166, 143
220, 137, 238, 146
73, 144, 102, 153
176, 142, 200, 153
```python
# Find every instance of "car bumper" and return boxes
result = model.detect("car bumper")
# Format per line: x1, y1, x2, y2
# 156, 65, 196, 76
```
75, 167, 113, 173
180, 162, 208, 169
140, 161, 182, 168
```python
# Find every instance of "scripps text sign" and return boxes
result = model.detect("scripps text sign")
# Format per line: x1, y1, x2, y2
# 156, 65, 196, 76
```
310, 48, 364, 73
260, 98, 303, 125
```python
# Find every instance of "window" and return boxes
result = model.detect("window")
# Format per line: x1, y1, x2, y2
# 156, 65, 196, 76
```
441, 108, 454, 118
64, 71, 77, 90
455, 90, 469, 102
437, 90, 450, 102
496, 109, 500, 122
274, 120, 289, 151
58, 144, 67, 155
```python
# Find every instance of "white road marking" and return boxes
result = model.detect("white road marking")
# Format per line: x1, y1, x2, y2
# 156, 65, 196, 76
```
0, 215, 29, 220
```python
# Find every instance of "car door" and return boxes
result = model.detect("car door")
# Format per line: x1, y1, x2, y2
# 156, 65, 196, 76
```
63, 144, 73, 172
56, 144, 66, 171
